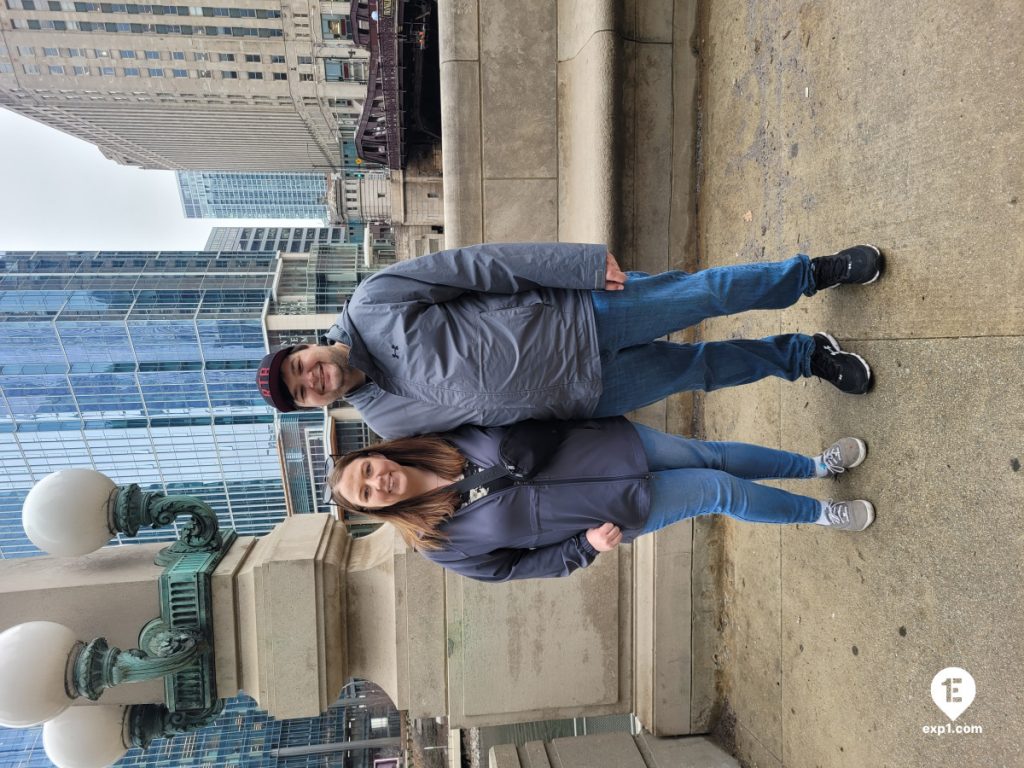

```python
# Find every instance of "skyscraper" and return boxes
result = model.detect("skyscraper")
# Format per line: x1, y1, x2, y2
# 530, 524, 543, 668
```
177, 171, 331, 220
0, 249, 286, 559
0, 686, 402, 767
0, 2, 369, 170
205, 224, 366, 252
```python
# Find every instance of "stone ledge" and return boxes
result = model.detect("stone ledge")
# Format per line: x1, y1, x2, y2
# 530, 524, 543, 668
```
440, 59, 484, 245
557, 29, 620, 247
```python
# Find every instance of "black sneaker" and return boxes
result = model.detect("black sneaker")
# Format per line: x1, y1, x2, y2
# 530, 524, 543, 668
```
811, 244, 884, 290
810, 333, 872, 394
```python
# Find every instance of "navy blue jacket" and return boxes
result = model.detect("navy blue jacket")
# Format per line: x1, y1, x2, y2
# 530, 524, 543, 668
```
420, 417, 652, 582
325, 242, 608, 438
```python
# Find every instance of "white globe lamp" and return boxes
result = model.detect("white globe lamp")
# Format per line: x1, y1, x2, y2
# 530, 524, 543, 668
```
23, 469, 117, 556
43, 704, 130, 768
0, 621, 79, 727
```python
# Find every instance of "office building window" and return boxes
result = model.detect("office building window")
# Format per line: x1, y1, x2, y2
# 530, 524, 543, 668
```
172, 50, 185, 59
244, 53, 260, 62
321, 15, 348, 39
218, 52, 234, 61
99, 65, 115, 75
221, 70, 237, 78
123, 66, 139, 75
172, 68, 187, 77
297, 55, 312, 65
193, 51, 209, 60
22, 17, 284, 37
246, 71, 262, 79
119, 49, 136, 58
42, 47, 59, 56
270, 54, 284, 63
145, 50, 160, 59
17, 45, 35, 55
324, 58, 366, 82
13, 0, 286, 16
299, 72, 312, 81
147, 67, 163, 76
23, 63, 39, 74
272, 71, 286, 80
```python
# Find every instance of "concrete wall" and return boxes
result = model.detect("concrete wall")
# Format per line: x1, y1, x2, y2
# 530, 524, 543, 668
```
391, 537, 636, 728
438, 0, 615, 248
438, 0, 700, 253
442, 547, 633, 727
437, 0, 702, 737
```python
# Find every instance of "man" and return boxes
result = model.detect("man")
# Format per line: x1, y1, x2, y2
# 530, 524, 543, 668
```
257, 242, 883, 438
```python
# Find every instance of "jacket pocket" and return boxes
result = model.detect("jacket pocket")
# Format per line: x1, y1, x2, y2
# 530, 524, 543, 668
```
476, 303, 554, 393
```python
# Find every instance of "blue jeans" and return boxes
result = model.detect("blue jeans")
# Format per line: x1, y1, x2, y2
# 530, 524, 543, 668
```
633, 424, 821, 530
591, 255, 817, 416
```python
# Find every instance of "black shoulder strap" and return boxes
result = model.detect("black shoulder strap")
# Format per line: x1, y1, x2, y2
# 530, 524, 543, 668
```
448, 463, 510, 495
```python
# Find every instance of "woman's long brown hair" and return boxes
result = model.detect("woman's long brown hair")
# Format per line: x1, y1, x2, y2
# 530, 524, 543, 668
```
328, 435, 467, 550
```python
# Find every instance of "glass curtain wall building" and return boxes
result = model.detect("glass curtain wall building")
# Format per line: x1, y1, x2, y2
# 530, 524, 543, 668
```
269, 243, 395, 323
206, 224, 367, 253
0, 249, 286, 559
177, 171, 331, 221
0, 687, 402, 768
262, 241, 394, 529
0, 250, 405, 767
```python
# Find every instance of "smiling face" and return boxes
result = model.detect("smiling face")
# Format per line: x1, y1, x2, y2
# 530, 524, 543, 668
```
336, 454, 442, 509
281, 344, 364, 408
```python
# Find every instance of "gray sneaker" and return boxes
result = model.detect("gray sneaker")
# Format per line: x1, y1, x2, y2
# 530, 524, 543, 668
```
823, 500, 875, 531
820, 437, 867, 476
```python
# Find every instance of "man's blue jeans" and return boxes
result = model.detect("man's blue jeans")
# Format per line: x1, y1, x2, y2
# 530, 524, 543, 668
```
633, 424, 821, 530
591, 255, 817, 416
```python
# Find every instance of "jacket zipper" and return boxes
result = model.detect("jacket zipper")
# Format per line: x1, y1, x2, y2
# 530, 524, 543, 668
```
507, 471, 652, 489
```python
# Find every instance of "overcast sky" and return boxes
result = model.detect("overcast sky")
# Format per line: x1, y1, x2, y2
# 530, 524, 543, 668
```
0, 108, 323, 252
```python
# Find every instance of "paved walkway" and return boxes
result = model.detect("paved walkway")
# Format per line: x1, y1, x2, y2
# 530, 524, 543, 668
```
684, 1, 1023, 766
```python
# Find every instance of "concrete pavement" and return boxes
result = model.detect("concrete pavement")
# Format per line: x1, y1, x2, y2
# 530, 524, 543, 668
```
689, 1, 1024, 766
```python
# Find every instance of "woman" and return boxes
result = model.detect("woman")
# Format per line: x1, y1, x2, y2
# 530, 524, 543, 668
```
328, 418, 874, 582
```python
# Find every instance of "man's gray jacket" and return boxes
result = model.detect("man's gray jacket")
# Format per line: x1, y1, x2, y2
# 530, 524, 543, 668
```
327, 242, 608, 438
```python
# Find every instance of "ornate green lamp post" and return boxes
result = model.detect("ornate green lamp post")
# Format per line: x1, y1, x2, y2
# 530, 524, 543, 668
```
0, 468, 236, 768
